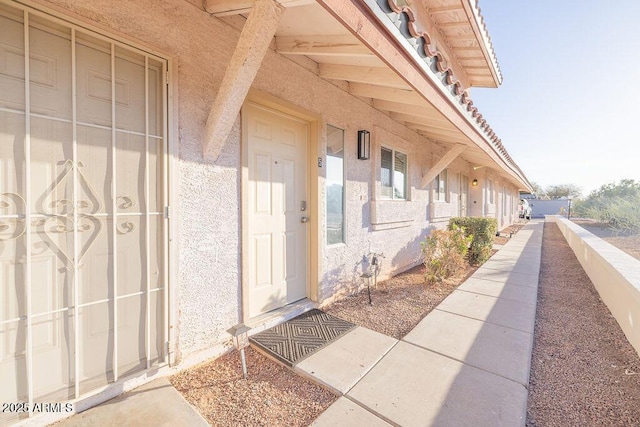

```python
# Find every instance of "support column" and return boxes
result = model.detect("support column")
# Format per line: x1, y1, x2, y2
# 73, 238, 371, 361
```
203, 0, 284, 160
421, 144, 465, 188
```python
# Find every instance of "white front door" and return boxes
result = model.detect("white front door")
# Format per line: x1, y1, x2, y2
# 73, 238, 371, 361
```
460, 175, 469, 217
245, 103, 308, 318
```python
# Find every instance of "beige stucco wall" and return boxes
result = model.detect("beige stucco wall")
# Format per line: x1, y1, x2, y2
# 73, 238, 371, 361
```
33, 0, 521, 360
551, 216, 640, 357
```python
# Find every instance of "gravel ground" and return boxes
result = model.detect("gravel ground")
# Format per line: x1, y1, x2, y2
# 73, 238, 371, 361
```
323, 223, 525, 339
572, 219, 640, 261
170, 221, 640, 427
168, 222, 535, 426
526, 222, 640, 426
322, 264, 474, 339
170, 347, 336, 427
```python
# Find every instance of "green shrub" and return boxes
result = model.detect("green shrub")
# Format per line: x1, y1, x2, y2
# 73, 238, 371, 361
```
574, 180, 640, 234
421, 225, 472, 283
583, 194, 640, 234
449, 217, 498, 265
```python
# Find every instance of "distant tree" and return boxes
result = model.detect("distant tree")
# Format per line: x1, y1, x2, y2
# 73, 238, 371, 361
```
529, 182, 546, 199
574, 179, 640, 233
585, 179, 640, 201
545, 183, 582, 199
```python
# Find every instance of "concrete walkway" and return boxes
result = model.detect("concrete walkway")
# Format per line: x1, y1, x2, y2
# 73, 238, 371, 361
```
308, 220, 543, 427
55, 378, 209, 427
55, 220, 542, 427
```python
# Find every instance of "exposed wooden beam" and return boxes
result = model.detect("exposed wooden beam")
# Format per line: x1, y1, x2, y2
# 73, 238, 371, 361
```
319, 64, 410, 89
348, 83, 426, 106
448, 35, 478, 41
457, 54, 485, 60
407, 122, 467, 140
276, 35, 373, 57
204, 0, 313, 16
465, 69, 491, 75
391, 112, 456, 129
421, 144, 466, 188
372, 99, 449, 125
428, 5, 464, 13
203, 0, 284, 160
439, 21, 469, 28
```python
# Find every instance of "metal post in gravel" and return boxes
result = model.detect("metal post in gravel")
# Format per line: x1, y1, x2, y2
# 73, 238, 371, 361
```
227, 324, 251, 379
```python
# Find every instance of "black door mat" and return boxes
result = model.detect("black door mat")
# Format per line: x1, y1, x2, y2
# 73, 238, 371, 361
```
250, 309, 356, 367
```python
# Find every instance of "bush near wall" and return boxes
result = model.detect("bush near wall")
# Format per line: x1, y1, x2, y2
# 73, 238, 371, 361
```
449, 217, 498, 265
421, 226, 472, 283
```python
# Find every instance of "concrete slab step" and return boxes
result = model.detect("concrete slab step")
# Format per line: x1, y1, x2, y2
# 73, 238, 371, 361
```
436, 290, 537, 333
404, 309, 533, 385
457, 277, 539, 305
55, 378, 209, 427
311, 397, 393, 427
295, 326, 397, 394
346, 341, 527, 427
471, 268, 540, 288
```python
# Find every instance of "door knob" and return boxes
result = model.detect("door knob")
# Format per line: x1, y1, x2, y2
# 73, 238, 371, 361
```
301, 216, 309, 223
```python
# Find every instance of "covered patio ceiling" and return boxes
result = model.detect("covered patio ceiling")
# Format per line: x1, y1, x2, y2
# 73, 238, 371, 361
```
204, 0, 531, 191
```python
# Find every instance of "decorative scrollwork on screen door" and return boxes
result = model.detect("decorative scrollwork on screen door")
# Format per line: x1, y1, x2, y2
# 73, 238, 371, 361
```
0, 159, 137, 271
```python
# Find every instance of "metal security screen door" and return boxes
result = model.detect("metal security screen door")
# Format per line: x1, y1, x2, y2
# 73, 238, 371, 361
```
0, 3, 168, 422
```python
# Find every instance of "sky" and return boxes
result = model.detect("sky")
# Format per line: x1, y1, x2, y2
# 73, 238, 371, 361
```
470, 1, 640, 197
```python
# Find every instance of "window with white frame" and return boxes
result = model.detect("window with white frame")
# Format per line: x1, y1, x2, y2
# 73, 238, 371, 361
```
381, 147, 407, 199
326, 125, 344, 245
435, 169, 448, 202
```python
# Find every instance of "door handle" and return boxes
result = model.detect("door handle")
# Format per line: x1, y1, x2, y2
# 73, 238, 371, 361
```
301, 216, 309, 223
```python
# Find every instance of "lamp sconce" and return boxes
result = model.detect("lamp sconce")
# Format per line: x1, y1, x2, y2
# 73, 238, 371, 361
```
472, 179, 478, 186
357, 130, 370, 160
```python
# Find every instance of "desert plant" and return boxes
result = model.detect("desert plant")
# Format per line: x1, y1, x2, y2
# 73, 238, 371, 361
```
574, 180, 640, 234
449, 217, 498, 265
421, 225, 472, 283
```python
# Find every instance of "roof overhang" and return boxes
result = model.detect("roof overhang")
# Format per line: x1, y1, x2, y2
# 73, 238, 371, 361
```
204, 0, 531, 191
418, 0, 503, 87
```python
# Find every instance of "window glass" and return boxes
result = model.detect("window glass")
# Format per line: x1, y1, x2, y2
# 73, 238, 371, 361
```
436, 169, 448, 201
381, 147, 392, 198
326, 125, 344, 245
380, 147, 407, 200
394, 151, 407, 199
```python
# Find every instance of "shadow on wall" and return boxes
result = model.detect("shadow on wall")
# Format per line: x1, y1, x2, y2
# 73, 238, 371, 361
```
387, 224, 437, 277
361, 200, 372, 233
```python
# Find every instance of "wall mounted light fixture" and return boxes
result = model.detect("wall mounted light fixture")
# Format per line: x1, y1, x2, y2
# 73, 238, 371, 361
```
357, 130, 370, 160
472, 179, 478, 186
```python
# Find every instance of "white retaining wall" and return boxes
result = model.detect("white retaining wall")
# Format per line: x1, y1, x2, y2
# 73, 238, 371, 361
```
550, 216, 640, 356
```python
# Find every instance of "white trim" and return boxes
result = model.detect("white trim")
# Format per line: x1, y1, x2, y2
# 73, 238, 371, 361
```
23, 9, 34, 413
71, 26, 80, 399
110, 40, 119, 383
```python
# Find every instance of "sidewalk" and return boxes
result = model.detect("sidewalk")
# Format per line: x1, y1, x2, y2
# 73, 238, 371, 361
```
54, 378, 209, 427
55, 220, 543, 427
307, 220, 543, 427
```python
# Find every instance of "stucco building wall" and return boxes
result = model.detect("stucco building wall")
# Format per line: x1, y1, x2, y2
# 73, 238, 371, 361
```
34, 0, 520, 359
